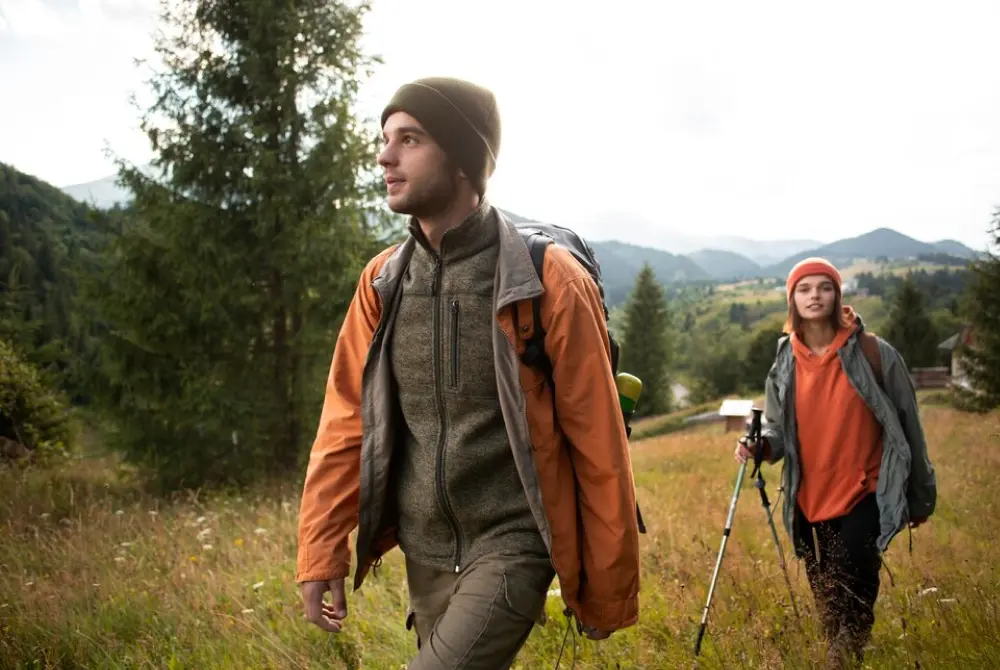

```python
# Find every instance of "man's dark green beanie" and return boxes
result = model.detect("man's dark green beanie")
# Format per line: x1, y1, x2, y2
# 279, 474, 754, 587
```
381, 77, 501, 197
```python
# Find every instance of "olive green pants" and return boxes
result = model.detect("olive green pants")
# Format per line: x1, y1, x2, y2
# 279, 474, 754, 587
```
404, 550, 556, 670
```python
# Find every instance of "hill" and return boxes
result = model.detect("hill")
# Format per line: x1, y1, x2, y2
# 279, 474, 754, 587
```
765, 228, 978, 276
685, 248, 762, 280
933, 239, 979, 257
588, 240, 710, 305
0, 162, 113, 396
53, 170, 979, 302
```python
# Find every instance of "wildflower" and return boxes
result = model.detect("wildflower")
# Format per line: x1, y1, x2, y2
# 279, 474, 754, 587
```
114, 557, 126, 564
114, 510, 124, 516
120, 542, 133, 548
189, 555, 198, 562
254, 528, 267, 536
40, 513, 50, 519
242, 608, 254, 614
234, 538, 244, 547
253, 581, 265, 591
196, 516, 207, 525
197, 527, 212, 540
202, 544, 214, 551
148, 510, 158, 517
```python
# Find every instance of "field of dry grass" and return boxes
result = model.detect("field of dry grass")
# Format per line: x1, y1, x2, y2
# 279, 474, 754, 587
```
3, 401, 999, 669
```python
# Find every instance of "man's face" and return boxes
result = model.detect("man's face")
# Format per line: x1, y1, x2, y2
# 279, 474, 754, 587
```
377, 111, 459, 217
792, 274, 837, 322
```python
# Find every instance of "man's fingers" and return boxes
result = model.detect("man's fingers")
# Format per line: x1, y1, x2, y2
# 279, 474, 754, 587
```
322, 603, 348, 619
305, 599, 345, 633
310, 614, 344, 633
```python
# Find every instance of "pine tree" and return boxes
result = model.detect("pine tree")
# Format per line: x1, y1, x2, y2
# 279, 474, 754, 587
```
618, 263, 672, 417
958, 209, 1000, 410
744, 321, 784, 390
83, 0, 391, 489
884, 275, 939, 369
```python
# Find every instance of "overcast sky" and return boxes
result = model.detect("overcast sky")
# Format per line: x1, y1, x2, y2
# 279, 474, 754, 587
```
2, 0, 999, 250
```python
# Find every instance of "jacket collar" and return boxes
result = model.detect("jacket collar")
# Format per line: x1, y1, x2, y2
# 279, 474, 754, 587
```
372, 205, 544, 313
406, 198, 497, 264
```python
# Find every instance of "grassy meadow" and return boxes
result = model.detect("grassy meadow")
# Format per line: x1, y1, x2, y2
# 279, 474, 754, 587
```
2, 399, 999, 669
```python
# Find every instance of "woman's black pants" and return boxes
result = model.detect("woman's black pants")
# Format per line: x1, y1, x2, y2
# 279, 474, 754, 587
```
793, 492, 882, 661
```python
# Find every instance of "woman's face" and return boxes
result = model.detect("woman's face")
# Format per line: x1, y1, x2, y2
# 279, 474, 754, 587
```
793, 273, 837, 323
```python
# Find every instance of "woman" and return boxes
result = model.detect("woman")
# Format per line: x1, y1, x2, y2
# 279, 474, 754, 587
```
734, 257, 937, 668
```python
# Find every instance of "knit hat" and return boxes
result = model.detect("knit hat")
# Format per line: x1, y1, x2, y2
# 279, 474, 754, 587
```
785, 257, 842, 303
381, 77, 501, 197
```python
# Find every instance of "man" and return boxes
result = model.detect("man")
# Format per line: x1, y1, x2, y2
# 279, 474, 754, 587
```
295, 76, 642, 669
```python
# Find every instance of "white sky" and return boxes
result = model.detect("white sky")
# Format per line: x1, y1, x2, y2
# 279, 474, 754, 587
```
2, 0, 999, 250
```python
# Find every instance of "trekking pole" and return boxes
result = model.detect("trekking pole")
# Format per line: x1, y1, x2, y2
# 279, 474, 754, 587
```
750, 432, 801, 621
693, 407, 762, 656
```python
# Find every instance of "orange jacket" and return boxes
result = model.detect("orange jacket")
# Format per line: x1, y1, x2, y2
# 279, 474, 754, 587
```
295, 210, 641, 632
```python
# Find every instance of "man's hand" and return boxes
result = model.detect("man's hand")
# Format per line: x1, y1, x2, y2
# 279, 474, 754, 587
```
301, 578, 348, 633
909, 515, 930, 529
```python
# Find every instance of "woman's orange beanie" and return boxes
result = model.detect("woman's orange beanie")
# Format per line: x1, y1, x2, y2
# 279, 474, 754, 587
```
785, 257, 842, 303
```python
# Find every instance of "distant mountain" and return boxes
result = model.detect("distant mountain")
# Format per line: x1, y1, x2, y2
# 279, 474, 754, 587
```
587, 240, 709, 305
932, 239, 979, 258
684, 249, 762, 281
56, 172, 977, 297
60, 172, 135, 209
764, 227, 978, 276
573, 211, 822, 266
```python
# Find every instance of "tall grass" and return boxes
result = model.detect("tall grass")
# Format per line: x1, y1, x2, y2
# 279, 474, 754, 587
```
2, 404, 998, 669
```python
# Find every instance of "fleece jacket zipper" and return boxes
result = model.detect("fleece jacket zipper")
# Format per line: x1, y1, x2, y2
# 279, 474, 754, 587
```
431, 256, 463, 573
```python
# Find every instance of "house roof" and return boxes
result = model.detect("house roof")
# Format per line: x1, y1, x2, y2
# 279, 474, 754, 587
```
938, 332, 961, 350
939, 324, 974, 351
718, 399, 754, 417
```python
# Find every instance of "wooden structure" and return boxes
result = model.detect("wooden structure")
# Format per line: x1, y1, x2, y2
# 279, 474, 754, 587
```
938, 325, 977, 390
909, 367, 951, 389
718, 399, 755, 433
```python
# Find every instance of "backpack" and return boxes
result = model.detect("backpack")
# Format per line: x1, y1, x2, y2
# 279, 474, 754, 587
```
513, 221, 646, 534
513, 222, 621, 378
858, 331, 884, 389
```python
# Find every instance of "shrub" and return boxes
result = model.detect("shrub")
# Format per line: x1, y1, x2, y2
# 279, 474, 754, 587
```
0, 338, 73, 463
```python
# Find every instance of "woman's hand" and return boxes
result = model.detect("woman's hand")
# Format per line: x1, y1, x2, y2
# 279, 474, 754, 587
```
734, 436, 755, 463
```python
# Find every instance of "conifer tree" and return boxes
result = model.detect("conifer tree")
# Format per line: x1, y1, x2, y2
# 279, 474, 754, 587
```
884, 275, 939, 368
84, 0, 391, 489
618, 263, 672, 416
958, 210, 1000, 410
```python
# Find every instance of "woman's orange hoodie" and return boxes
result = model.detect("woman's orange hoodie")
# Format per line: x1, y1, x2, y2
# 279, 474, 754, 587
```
791, 319, 884, 523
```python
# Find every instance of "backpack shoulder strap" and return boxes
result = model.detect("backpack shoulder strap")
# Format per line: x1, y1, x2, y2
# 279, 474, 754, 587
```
519, 232, 554, 385
858, 332, 884, 389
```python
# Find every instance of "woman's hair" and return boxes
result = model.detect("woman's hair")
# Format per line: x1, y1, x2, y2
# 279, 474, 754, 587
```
782, 286, 853, 334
